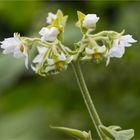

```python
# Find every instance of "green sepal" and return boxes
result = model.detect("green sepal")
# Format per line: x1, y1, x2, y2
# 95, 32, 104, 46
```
56, 9, 68, 26
76, 11, 87, 34
99, 125, 134, 140
120, 29, 125, 36
108, 125, 122, 131
50, 126, 92, 140
57, 27, 64, 41
14, 33, 33, 50
77, 11, 85, 21
49, 9, 68, 41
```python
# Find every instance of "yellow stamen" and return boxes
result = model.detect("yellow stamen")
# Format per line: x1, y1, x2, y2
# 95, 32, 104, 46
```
20, 45, 24, 53
93, 53, 101, 60
55, 61, 65, 68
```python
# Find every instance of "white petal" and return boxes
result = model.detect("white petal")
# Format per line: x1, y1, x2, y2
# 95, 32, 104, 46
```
58, 53, 66, 61
85, 48, 94, 54
50, 27, 59, 35
37, 46, 48, 54
81, 55, 92, 60
47, 58, 54, 65
109, 45, 125, 58
33, 47, 48, 63
13, 46, 24, 58
39, 27, 49, 36
39, 27, 59, 42
97, 45, 106, 53
121, 35, 137, 43
109, 39, 125, 58
2, 47, 14, 54
1, 37, 20, 54
33, 54, 43, 63
45, 27, 59, 41
45, 66, 56, 73
120, 35, 137, 47
46, 12, 56, 24
83, 14, 99, 29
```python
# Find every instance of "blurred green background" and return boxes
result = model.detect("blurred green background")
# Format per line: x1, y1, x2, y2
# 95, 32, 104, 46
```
0, 1, 139, 139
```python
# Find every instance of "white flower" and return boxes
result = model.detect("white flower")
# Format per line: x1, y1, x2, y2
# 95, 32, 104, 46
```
108, 39, 125, 58
44, 53, 67, 74
32, 46, 48, 75
46, 12, 56, 24
106, 34, 137, 65
83, 45, 106, 60
39, 27, 59, 42
0, 33, 29, 68
85, 45, 106, 55
58, 53, 67, 61
83, 14, 99, 29
33, 46, 48, 63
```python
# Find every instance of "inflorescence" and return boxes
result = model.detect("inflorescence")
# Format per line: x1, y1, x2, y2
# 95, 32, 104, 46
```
0, 10, 137, 76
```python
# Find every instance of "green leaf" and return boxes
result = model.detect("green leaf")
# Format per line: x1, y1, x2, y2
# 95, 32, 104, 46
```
99, 125, 134, 140
50, 126, 92, 140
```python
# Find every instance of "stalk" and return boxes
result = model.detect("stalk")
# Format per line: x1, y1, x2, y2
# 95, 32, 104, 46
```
72, 61, 107, 140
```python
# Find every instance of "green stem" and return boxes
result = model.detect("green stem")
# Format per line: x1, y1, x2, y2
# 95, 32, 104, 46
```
89, 30, 117, 38
72, 61, 107, 140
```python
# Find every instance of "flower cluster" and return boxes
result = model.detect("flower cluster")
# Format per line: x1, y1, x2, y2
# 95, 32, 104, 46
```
76, 11, 137, 65
0, 10, 137, 76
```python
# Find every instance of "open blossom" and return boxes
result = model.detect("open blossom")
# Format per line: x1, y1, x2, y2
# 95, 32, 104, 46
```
46, 12, 56, 24
83, 14, 99, 29
45, 53, 67, 73
82, 45, 106, 61
0, 33, 29, 68
106, 34, 137, 65
39, 27, 59, 42
32, 46, 73, 76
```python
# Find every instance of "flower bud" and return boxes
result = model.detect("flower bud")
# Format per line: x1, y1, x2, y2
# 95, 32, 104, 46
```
39, 27, 59, 42
83, 14, 99, 29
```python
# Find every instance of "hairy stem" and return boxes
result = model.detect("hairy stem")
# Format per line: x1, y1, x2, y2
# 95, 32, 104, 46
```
72, 61, 107, 140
